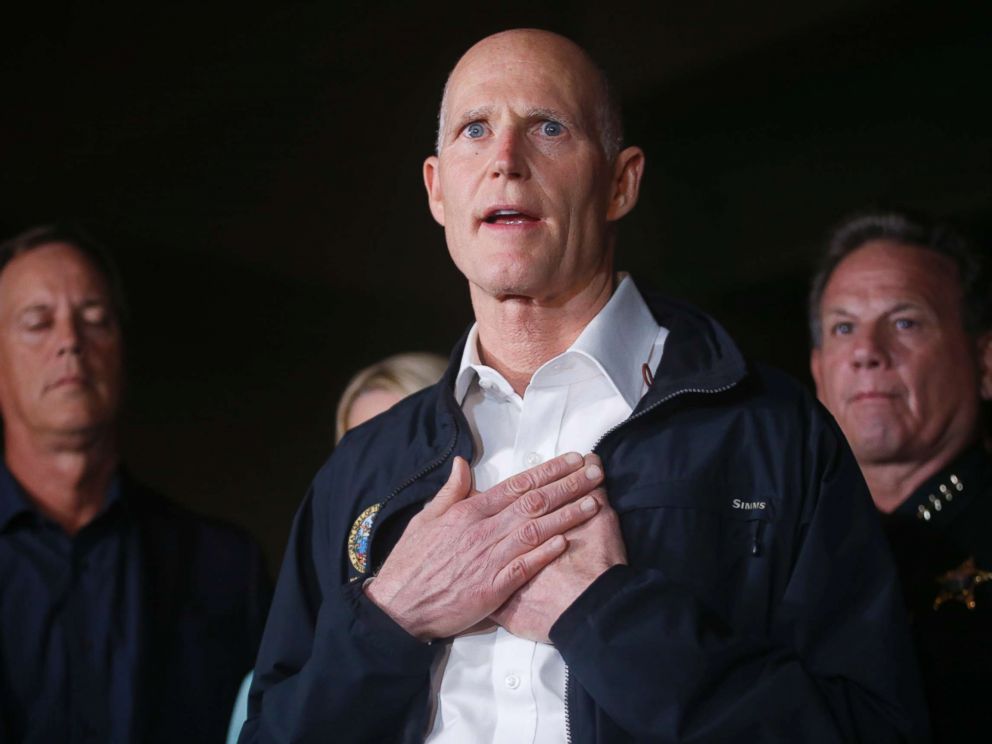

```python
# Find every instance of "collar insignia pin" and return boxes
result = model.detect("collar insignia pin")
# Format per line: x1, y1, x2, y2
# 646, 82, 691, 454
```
348, 503, 382, 575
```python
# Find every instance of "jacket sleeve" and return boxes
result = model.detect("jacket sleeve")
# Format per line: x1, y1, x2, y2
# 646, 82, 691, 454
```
550, 411, 930, 743
238, 486, 439, 744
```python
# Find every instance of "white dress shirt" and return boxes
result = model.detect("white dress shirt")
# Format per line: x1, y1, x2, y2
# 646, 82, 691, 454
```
426, 275, 668, 744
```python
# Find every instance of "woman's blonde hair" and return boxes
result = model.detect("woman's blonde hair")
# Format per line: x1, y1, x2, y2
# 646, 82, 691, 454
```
335, 352, 448, 443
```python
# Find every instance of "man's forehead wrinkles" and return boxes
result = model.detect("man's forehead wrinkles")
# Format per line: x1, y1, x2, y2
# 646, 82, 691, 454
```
449, 59, 588, 105
452, 103, 578, 129
825, 307, 856, 317
826, 295, 933, 318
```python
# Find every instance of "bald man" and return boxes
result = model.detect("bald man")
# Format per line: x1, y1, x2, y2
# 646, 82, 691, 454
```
241, 31, 926, 743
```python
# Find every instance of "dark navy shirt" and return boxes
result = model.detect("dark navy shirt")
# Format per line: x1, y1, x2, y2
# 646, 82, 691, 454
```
0, 461, 141, 743
883, 442, 992, 742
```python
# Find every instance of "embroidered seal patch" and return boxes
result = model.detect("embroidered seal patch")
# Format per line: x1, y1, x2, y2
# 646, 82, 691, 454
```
348, 503, 382, 574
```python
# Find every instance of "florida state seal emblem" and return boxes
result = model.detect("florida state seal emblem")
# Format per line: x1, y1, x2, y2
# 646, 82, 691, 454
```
347, 503, 382, 575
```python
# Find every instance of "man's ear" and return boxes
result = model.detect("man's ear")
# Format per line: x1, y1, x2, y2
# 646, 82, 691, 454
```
810, 347, 825, 400
423, 155, 445, 226
978, 332, 992, 400
606, 146, 645, 222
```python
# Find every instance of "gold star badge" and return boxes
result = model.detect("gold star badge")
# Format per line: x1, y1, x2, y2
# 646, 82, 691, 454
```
933, 557, 992, 611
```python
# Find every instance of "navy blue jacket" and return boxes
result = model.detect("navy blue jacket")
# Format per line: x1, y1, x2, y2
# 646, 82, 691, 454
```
242, 294, 928, 743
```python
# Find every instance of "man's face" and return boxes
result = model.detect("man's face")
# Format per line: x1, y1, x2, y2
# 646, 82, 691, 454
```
0, 242, 123, 443
423, 31, 643, 304
811, 240, 990, 469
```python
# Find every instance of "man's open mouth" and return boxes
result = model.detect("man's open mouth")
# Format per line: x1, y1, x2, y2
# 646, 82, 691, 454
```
483, 209, 539, 225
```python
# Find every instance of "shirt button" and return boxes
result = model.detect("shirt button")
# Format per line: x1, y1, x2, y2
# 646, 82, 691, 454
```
525, 452, 542, 467
504, 674, 521, 690
480, 379, 495, 391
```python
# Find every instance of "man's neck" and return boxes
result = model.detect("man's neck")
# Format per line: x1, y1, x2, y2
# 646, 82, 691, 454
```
862, 448, 964, 514
4, 428, 118, 535
470, 271, 616, 396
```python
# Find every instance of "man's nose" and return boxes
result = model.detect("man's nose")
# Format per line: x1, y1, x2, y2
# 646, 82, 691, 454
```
55, 316, 82, 357
490, 128, 529, 180
851, 327, 888, 370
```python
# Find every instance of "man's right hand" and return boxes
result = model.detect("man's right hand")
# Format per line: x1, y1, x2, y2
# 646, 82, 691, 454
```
364, 452, 603, 641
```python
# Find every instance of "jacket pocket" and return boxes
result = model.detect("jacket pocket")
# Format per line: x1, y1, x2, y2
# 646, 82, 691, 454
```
614, 478, 775, 618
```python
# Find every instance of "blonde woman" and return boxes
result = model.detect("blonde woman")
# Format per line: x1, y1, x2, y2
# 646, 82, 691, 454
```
334, 352, 448, 443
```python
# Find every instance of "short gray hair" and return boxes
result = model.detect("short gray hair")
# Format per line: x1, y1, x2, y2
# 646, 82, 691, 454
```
808, 210, 991, 347
0, 222, 128, 324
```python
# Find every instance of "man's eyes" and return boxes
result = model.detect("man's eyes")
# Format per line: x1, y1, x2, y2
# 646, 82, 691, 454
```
17, 305, 112, 331
81, 305, 111, 326
829, 318, 920, 337
459, 120, 566, 139
20, 313, 51, 331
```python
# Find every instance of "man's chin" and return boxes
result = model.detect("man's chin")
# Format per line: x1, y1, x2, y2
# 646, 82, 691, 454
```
40, 408, 116, 439
469, 272, 544, 303
849, 433, 910, 466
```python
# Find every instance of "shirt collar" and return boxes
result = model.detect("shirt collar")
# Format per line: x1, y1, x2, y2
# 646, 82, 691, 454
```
0, 458, 124, 533
893, 440, 990, 527
0, 461, 29, 532
453, 324, 486, 403
454, 275, 664, 409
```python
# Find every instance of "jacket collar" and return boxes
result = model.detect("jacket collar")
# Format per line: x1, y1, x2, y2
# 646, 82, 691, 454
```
436, 279, 748, 426
633, 288, 748, 410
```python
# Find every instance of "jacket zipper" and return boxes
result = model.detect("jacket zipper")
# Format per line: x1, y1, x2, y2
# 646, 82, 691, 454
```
563, 378, 740, 743
591, 381, 738, 454
368, 420, 460, 575
390, 434, 458, 501
564, 665, 573, 744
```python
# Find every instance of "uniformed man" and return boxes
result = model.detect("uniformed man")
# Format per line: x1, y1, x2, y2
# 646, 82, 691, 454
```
810, 209, 992, 742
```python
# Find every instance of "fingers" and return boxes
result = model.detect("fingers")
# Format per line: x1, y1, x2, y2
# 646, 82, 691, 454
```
495, 459, 604, 534
495, 490, 601, 561
476, 452, 591, 516
421, 456, 473, 517
522, 493, 601, 548
492, 534, 568, 597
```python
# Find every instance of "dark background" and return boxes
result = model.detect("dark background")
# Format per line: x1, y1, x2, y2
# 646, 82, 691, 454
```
3, 0, 990, 569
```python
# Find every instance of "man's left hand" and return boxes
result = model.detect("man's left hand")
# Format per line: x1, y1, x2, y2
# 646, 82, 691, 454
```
490, 456, 627, 643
